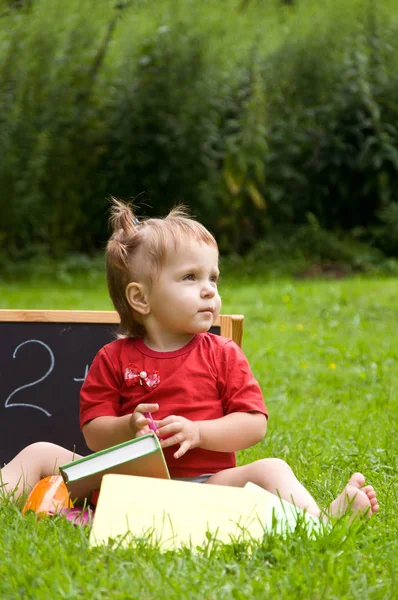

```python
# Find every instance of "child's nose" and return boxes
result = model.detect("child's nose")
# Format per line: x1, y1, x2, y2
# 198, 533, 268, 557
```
201, 282, 215, 297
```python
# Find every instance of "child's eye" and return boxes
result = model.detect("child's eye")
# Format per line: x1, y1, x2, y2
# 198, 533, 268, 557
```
183, 274, 195, 281
210, 275, 219, 284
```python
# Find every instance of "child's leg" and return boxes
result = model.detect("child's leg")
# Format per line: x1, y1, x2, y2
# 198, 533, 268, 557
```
0, 442, 81, 499
207, 458, 321, 516
206, 459, 379, 519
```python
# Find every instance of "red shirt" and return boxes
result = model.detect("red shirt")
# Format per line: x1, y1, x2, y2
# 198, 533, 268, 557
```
80, 333, 268, 478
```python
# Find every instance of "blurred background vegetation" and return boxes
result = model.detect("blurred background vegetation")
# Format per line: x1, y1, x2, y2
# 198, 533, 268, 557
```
1, 0, 398, 277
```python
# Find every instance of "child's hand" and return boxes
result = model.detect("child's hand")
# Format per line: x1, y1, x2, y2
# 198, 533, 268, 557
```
156, 416, 200, 459
130, 403, 159, 438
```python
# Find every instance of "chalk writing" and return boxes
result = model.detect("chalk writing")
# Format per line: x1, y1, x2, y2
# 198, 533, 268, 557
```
73, 364, 89, 383
4, 340, 54, 417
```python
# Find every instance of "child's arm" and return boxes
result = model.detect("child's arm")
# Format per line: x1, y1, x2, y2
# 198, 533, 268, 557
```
156, 411, 267, 459
82, 403, 159, 452
197, 411, 267, 451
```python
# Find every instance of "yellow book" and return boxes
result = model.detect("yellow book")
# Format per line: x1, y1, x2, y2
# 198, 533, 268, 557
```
89, 474, 323, 550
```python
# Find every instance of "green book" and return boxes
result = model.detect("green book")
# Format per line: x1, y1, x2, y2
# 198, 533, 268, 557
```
60, 433, 170, 504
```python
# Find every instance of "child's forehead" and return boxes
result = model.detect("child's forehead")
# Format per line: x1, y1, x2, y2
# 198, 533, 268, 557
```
163, 238, 218, 265
164, 232, 216, 251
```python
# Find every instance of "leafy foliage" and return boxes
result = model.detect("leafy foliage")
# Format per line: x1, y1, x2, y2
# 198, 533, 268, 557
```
1, 0, 398, 258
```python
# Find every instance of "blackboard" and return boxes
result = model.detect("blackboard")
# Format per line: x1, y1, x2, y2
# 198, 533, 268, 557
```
0, 313, 119, 463
0, 310, 235, 465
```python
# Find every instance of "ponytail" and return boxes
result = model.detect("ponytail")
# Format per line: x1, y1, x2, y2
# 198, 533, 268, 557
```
109, 197, 139, 237
106, 197, 145, 337
106, 197, 141, 270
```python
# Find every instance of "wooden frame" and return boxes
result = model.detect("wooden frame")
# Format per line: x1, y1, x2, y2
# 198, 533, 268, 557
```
0, 310, 244, 347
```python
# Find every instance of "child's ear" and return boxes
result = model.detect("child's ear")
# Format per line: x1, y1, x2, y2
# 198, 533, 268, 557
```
125, 282, 150, 315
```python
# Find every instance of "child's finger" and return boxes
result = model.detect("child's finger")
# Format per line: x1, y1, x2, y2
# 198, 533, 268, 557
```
156, 421, 182, 438
155, 415, 180, 428
174, 441, 190, 459
135, 425, 151, 438
137, 415, 154, 427
160, 431, 184, 449
135, 403, 159, 414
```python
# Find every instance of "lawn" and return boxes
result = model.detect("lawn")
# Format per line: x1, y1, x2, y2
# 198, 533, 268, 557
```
1, 273, 397, 599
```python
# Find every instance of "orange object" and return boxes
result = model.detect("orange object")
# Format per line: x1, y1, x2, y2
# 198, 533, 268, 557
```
22, 475, 73, 516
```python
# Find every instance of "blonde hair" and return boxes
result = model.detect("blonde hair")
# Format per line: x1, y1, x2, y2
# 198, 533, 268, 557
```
106, 197, 218, 337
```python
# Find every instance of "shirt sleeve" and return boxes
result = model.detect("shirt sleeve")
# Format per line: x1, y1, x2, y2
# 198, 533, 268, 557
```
79, 346, 122, 429
217, 340, 268, 418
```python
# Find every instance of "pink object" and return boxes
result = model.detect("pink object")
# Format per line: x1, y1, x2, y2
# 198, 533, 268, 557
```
144, 412, 157, 434
58, 507, 93, 526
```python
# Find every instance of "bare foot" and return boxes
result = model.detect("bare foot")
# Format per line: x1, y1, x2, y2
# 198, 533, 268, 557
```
326, 472, 379, 520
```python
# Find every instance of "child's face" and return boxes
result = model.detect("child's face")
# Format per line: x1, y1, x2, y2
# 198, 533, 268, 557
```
146, 240, 221, 338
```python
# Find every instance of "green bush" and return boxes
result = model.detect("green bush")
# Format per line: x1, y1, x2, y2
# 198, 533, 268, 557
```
102, 21, 222, 224
0, 0, 398, 261
374, 202, 398, 255
0, 0, 115, 256
260, 1, 398, 231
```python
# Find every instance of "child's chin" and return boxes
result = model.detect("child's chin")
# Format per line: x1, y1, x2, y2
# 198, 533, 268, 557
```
198, 325, 213, 334
187, 326, 209, 335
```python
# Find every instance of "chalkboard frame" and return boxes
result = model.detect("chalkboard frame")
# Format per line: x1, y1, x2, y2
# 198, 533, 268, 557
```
0, 310, 244, 346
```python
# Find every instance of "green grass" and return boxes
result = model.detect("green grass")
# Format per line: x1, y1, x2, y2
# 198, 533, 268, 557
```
1, 273, 398, 599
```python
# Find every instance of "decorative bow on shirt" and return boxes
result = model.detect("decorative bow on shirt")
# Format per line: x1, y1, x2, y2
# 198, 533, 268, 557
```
124, 365, 160, 391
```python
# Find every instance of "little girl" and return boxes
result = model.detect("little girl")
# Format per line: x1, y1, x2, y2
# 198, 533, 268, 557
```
1, 199, 379, 520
